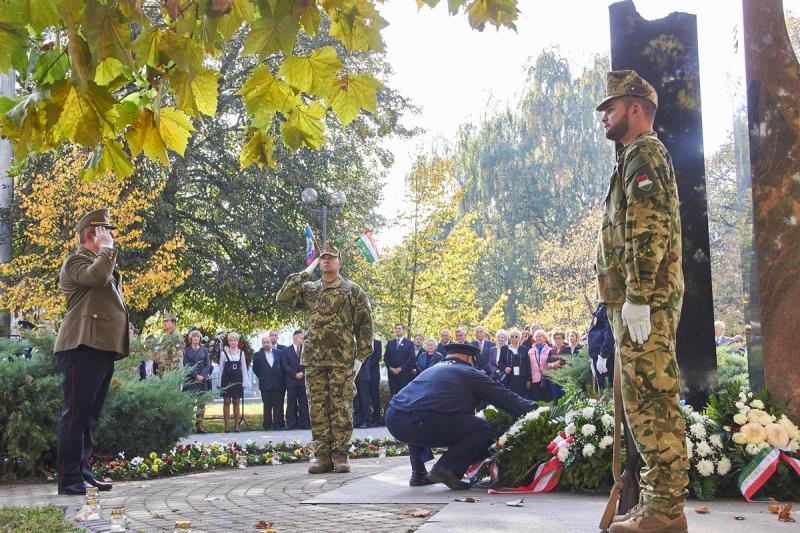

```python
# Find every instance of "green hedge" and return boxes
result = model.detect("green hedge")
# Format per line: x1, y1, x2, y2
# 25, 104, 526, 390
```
0, 334, 202, 480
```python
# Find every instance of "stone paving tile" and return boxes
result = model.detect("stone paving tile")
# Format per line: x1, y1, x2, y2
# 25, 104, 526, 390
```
0, 457, 442, 533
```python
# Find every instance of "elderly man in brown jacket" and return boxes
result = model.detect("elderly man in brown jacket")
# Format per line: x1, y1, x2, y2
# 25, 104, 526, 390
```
55, 208, 129, 495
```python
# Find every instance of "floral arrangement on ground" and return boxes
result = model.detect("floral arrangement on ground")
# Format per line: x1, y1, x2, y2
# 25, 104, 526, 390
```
90, 438, 412, 480
480, 385, 800, 501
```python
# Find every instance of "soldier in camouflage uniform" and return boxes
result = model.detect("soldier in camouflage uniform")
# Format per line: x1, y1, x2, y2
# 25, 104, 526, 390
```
276, 242, 374, 474
156, 313, 185, 375
595, 70, 688, 533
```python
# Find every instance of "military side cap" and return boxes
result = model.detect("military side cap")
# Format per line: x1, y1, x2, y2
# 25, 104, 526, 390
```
163, 312, 177, 322
596, 69, 658, 111
320, 242, 340, 258
75, 208, 116, 234
442, 342, 480, 359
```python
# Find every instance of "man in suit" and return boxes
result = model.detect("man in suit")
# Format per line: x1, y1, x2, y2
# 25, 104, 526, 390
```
368, 338, 383, 426
385, 324, 417, 396
413, 334, 425, 357
471, 325, 495, 371
252, 336, 286, 430
54, 208, 129, 495
284, 330, 310, 430
269, 329, 287, 352
437, 329, 451, 354
714, 320, 734, 348
353, 348, 372, 428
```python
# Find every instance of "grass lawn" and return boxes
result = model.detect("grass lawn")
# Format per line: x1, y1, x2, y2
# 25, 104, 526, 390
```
0, 506, 80, 533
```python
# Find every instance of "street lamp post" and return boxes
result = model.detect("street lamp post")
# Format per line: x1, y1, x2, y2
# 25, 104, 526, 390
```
301, 187, 346, 245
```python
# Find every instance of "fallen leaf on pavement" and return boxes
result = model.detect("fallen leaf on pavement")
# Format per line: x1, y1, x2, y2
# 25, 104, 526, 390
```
733, 516, 745, 521
255, 519, 274, 529
694, 506, 711, 514
407, 508, 432, 518
778, 503, 794, 522
454, 497, 479, 503
506, 498, 525, 507
769, 498, 781, 514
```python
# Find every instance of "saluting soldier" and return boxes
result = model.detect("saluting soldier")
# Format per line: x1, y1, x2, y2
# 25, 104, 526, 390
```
595, 70, 688, 533
276, 242, 374, 474
54, 208, 129, 495
156, 312, 185, 374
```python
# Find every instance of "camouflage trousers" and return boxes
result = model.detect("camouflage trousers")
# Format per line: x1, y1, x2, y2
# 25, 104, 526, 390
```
607, 302, 688, 515
305, 364, 355, 459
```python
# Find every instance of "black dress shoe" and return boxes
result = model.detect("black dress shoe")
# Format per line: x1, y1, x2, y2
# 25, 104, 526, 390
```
428, 465, 470, 490
409, 473, 434, 487
58, 481, 90, 495
84, 476, 112, 491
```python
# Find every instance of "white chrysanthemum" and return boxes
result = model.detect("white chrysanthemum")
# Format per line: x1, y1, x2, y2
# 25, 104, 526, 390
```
696, 459, 714, 477
778, 415, 800, 440
601, 414, 614, 429
690, 412, 703, 423
588, 398, 598, 406
498, 435, 508, 447
599, 436, 613, 450
733, 413, 748, 425
582, 407, 595, 419
565, 412, 576, 424
745, 443, 760, 456
696, 441, 713, 457
747, 409, 772, 426
740, 422, 767, 444
689, 423, 707, 439
709, 434, 723, 449
750, 399, 765, 409
557, 447, 570, 462
581, 424, 597, 437
765, 423, 790, 449
717, 456, 732, 475
565, 423, 576, 436
732, 432, 748, 445
686, 438, 693, 460
582, 444, 596, 457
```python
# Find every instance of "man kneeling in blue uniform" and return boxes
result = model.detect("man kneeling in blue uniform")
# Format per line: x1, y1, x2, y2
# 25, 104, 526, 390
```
386, 342, 536, 489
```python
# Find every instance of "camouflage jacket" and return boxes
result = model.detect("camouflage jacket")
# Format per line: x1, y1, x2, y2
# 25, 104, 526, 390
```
157, 331, 186, 374
595, 131, 684, 308
276, 272, 374, 367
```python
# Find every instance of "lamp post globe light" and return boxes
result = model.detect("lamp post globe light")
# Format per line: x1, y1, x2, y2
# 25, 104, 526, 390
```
301, 187, 346, 245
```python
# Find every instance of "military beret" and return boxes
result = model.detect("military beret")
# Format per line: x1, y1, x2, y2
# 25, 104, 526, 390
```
320, 242, 340, 258
442, 342, 480, 359
596, 69, 658, 112
75, 208, 116, 234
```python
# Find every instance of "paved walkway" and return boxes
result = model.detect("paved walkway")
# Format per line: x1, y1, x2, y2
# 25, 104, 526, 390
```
0, 457, 439, 533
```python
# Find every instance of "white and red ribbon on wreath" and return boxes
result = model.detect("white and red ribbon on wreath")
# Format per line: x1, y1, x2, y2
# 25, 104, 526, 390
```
466, 431, 574, 494
738, 447, 800, 501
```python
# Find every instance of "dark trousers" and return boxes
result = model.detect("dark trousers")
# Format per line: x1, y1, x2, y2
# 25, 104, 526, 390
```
353, 381, 371, 426
56, 346, 115, 488
388, 373, 412, 396
385, 407, 492, 477
285, 384, 309, 429
260, 387, 285, 429
368, 375, 382, 423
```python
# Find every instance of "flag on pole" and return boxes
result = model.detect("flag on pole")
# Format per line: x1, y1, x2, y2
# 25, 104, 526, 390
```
355, 229, 380, 263
305, 225, 317, 265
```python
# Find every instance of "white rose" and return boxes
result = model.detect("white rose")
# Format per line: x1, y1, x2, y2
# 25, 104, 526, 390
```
745, 443, 760, 456
601, 414, 615, 429
739, 405, 751, 415
709, 434, 723, 449
733, 413, 748, 425
748, 392, 753, 398
689, 423, 707, 439
717, 457, 732, 476
696, 441, 713, 457
582, 407, 595, 419
732, 432, 748, 445
696, 459, 714, 477
599, 436, 613, 450
581, 424, 597, 437
723, 426, 731, 432
735, 401, 745, 410
557, 447, 570, 462
582, 444, 596, 457
750, 399, 765, 409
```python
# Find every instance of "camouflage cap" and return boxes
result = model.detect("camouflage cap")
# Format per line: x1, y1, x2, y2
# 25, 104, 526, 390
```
163, 312, 177, 322
75, 208, 116, 234
320, 242, 340, 258
596, 69, 658, 111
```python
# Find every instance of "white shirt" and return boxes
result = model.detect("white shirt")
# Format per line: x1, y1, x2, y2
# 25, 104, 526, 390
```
266, 350, 274, 366
144, 359, 154, 379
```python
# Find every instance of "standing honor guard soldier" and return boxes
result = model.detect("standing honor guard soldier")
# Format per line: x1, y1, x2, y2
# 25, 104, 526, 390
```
55, 208, 129, 495
157, 312, 185, 374
276, 242, 374, 474
595, 70, 688, 533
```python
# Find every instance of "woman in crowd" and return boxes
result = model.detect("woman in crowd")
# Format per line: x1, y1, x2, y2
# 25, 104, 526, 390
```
183, 329, 211, 433
416, 338, 443, 374
218, 331, 250, 432
565, 329, 583, 354
499, 328, 530, 398
485, 329, 508, 381
546, 329, 568, 401
527, 328, 551, 401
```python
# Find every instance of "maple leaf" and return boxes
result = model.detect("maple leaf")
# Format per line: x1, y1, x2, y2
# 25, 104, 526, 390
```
242, 13, 299, 58
330, 73, 381, 126
279, 45, 342, 99
282, 100, 326, 150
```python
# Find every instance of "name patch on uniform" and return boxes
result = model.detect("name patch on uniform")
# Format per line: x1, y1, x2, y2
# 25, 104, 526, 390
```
636, 174, 653, 191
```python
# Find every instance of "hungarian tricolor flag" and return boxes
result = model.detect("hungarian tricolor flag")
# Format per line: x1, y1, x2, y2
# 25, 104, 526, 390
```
305, 225, 317, 265
356, 229, 380, 263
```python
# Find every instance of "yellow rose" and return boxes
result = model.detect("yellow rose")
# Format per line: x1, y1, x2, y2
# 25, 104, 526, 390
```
218, 455, 229, 464
740, 422, 767, 444
732, 432, 748, 445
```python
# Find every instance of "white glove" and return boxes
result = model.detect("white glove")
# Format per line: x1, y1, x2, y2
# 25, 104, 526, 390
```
353, 359, 362, 377
621, 301, 651, 344
596, 356, 608, 374
303, 257, 319, 275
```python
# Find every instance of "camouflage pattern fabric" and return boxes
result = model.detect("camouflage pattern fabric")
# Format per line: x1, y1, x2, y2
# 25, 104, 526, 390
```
595, 69, 658, 112
596, 130, 688, 515
276, 270, 374, 459
306, 365, 355, 457
157, 331, 186, 374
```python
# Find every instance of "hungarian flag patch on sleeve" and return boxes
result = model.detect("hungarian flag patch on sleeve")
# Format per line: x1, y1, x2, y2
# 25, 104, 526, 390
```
635, 174, 653, 192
